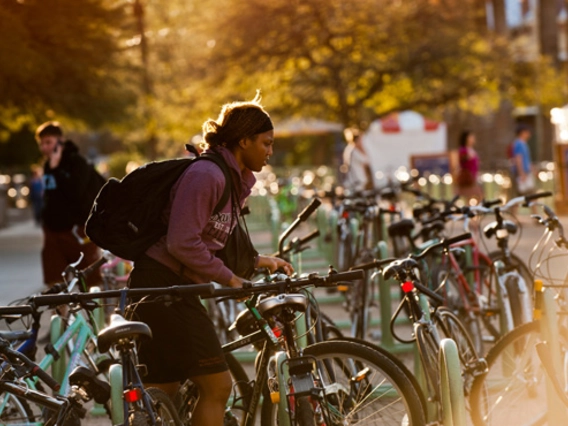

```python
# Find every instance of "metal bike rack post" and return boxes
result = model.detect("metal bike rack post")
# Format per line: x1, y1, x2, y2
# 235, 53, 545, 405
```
439, 338, 467, 426
541, 286, 568, 423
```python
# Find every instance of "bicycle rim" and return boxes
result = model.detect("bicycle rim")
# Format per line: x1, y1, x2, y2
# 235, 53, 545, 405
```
0, 393, 34, 424
470, 321, 568, 426
290, 340, 425, 426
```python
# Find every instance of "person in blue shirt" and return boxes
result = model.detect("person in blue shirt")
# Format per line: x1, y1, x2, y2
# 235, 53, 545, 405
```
510, 125, 537, 215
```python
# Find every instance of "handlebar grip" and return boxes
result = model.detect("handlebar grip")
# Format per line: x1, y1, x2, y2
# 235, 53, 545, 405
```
32, 365, 61, 392
298, 198, 322, 222
327, 269, 364, 283
81, 256, 109, 279
41, 282, 67, 295
298, 229, 320, 245
0, 306, 34, 316
444, 232, 472, 246
482, 198, 502, 208
525, 191, 552, 202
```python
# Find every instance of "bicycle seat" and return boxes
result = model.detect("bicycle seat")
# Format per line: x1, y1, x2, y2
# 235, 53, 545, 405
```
483, 220, 518, 239
380, 187, 397, 201
419, 220, 445, 240
69, 365, 111, 404
258, 294, 308, 317
388, 219, 415, 238
97, 314, 152, 353
0, 330, 33, 342
383, 258, 419, 281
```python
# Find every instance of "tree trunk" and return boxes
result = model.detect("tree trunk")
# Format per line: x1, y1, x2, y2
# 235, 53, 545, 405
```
539, 0, 559, 67
491, 0, 508, 36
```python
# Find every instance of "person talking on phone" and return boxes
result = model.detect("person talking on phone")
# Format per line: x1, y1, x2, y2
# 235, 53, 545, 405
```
35, 121, 104, 288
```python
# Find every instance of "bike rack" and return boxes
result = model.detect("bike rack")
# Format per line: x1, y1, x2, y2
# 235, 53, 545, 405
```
536, 281, 568, 423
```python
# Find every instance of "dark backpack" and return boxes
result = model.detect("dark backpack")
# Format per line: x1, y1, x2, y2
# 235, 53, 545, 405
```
85, 149, 232, 261
77, 164, 106, 226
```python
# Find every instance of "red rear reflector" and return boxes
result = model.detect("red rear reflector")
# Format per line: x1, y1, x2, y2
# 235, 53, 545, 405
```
342, 211, 350, 219
401, 281, 414, 293
124, 388, 142, 403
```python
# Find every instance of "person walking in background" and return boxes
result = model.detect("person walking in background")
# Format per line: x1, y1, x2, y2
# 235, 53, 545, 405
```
36, 121, 104, 288
510, 124, 537, 215
341, 128, 374, 192
455, 130, 483, 202
28, 165, 44, 226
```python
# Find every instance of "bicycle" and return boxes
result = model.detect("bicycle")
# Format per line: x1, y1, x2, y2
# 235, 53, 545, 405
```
356, 233, 488, 424
468, 201, 568, 425
176, 269, 427, 426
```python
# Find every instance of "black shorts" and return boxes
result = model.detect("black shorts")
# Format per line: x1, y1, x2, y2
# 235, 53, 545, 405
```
128, 255, 227, 383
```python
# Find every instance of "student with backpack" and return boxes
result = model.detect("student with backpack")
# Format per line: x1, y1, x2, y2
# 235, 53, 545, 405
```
35, 121, 105, 288
127, 94, 293, 426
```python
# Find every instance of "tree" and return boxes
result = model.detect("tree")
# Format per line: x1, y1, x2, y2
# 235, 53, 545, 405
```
184, 0, 507, 127
0, 0, 136, 134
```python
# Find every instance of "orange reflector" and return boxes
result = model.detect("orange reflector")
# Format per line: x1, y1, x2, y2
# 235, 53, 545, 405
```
124, 388, 142, 403
401, 281, 414, 293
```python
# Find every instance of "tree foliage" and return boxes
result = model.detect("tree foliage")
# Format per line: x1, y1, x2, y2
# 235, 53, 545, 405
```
0, 0, 136, 134
186, 0, 508, 127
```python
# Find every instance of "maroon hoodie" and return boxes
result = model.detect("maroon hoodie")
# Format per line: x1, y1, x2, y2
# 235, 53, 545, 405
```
146, 146, 256, 285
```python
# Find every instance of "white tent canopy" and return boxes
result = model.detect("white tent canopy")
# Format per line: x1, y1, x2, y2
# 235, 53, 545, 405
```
363, 110, 447, 182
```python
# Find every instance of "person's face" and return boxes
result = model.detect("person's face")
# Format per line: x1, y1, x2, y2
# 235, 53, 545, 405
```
467, 133, 476, 147
520, 130, 531, 141
241, 130, 274, 172
38, 135, 60, 158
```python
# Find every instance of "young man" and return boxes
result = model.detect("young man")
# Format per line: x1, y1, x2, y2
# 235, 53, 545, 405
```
36, 121, 103, 287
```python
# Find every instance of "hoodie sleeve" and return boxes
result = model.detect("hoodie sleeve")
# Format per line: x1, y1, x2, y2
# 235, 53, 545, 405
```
165, 161, 234, 285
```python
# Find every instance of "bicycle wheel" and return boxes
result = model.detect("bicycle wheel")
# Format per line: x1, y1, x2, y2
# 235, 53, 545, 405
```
469, 320, 568, 426
415, 322, 441, 404
0, 393, 35, 424
434, 307, 482, 398
177, 352, 250, 426
432, 264, 483, 355
489, 251, 533, 329
144, 387, 182, 426
260, 340, 426, 426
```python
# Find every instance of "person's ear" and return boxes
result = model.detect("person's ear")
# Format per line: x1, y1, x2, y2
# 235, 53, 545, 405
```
238, 138, 249, 149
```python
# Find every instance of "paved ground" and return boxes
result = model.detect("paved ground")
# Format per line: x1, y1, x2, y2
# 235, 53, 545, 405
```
1, 205, 567, 424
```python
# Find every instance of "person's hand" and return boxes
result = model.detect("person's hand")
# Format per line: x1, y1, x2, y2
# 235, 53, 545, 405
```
49, 141, 63, 169
258, 255, 294, 276
228, 274, 246, 288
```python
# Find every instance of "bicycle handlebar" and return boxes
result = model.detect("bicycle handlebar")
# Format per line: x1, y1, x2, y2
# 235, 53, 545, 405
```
351, 232, 472, 272
206, 270, 364, 299
0, 283, 216, 312
0, 339, 61, 392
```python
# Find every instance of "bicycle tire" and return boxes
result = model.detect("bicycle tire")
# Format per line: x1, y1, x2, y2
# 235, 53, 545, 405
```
504, 275, 523, 328
434, 307, 481, 399
432, 263, 484, 355
260, 340, 426, 426
490, 251, 533, 330
296, 396, 315, 426
488, 251, 533, 294
144, 387, 182, 426
177, 352, 250, 426
415, 322, 441, 404
0, 393, 35, 424
469, 320, 568, 426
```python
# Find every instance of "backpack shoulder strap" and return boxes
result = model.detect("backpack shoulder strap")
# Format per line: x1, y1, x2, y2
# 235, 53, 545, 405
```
193, 152, 233, 215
